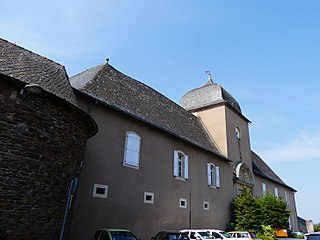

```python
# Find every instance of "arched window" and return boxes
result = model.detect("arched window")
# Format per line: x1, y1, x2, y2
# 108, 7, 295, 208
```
123, 131, 141, 168
173, 150, 188, 180
207, 163, 220, 188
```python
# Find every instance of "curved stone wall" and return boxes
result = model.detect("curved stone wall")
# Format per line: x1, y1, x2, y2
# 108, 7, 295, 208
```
0, 75, 92, 239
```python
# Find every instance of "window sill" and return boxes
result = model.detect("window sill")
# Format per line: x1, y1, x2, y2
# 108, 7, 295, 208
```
123, 162, 139, 170
174, 176, 187, 181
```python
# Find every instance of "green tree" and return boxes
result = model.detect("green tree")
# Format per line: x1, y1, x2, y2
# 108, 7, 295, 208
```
232, 191, 263, 232
231, 192, 290, 234
314, 223, 320, 232
259, 193, 290, 229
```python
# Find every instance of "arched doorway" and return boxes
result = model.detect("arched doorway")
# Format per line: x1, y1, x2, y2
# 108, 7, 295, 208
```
233, 162, 253, 196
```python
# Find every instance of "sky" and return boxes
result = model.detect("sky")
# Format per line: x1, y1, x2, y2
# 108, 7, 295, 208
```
1, 0, 319, 224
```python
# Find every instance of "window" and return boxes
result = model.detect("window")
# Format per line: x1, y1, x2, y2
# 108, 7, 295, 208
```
207, 163, 220, 188
285, 191, 290, 204
173, 150, 188, 180
262, 183, 267, 196
144, 192, 154, 204
179, 198, 187, 208
288, 218, 291, 229
123, 132, 141, 168
274, 187, 279, 197
93, 183, 108, 199
203, 201, 210, 210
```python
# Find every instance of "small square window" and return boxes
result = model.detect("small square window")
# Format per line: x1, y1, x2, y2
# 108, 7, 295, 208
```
144, 192, 154, 204
93, 184, 108, 199
203, 201, 210, 210
179, 198, 187, 208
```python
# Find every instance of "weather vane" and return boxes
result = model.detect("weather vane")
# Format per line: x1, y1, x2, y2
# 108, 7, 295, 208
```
205, 70, 213, 82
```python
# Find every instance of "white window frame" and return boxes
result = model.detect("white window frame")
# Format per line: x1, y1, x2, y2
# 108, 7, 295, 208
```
207, 163, 220, 188
92, 183, 108, 199
144, 192, 154, 204
203, 201, 210, 211
123, 131, 141, 169
262, 182, 267, 196
285, 191, 290, 204
179, 198, 187, 208
173, 150, 188, 180
274, 187, 279, 197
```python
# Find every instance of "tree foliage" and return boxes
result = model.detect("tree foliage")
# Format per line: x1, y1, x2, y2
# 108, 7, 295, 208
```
259, 193, 290, 229
314, 223, 320, 232
230, 191, 290, 234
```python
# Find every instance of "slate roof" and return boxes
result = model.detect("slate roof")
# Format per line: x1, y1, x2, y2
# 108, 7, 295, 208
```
251, 151, 296, 191
180, 78, 242, 114
70, 62, 227, 159
0, 38, 97, 137
0, 38, 78, 107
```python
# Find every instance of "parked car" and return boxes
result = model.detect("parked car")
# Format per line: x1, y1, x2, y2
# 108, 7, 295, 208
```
92, 228, 139, 240
306, 232, 320, 240
152, 231, 190, 240
180, 229, 216, 240
228, 231, 260, 240
202, 229, 236, 240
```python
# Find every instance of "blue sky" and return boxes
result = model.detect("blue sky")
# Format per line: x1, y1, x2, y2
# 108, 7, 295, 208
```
1, 0, 319, 224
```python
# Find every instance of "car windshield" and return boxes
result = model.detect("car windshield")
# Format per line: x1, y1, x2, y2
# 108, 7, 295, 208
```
198, 232, 215, 239
308, 234, 320, 240
168, 233, 189, 240
111, 231, 138, 240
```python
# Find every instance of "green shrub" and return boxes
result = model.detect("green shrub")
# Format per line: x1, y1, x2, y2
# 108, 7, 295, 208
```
256, 225, 275, 240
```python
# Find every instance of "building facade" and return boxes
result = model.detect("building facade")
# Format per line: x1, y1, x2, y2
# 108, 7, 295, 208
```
69, 63, 298, 239
0, 38, 298, 240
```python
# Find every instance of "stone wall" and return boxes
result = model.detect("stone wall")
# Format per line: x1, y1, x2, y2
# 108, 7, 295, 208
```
0, 76, 92, 239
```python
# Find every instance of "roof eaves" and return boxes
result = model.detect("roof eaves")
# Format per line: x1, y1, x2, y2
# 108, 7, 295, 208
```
253, 168, 297, 192
73, 88, 232, 162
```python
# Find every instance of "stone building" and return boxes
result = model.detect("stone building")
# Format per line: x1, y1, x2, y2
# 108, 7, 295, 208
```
0, 38, 97, 239
298, 217, 314, 234
0, 38, 298, 240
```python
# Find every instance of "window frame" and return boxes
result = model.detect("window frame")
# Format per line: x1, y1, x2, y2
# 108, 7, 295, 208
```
123, 131, 141, 169
144, 191, 155, 204
173, 150, 189, 180
203, 201, 210, 211
285, 191, 290, 204
92, 183, 108, 199
207, 162, 220, 188
179, 198, 187, 208
262, 182, 267, 196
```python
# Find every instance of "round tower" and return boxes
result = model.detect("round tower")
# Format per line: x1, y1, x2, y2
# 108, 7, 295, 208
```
0, 38, 97, 239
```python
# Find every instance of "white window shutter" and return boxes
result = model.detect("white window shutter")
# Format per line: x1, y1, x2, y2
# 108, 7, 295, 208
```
173, 150, 179, 177
215, 166, 220, 188
184, 155, 189, 179
207, 163, 212, 186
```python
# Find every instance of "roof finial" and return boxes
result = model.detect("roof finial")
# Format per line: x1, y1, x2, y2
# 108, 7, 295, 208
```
106, 58, 109, 64
205, 70, 213, 84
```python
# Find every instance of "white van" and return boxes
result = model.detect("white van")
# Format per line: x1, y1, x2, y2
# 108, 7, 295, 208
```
180, 230, 216, 240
